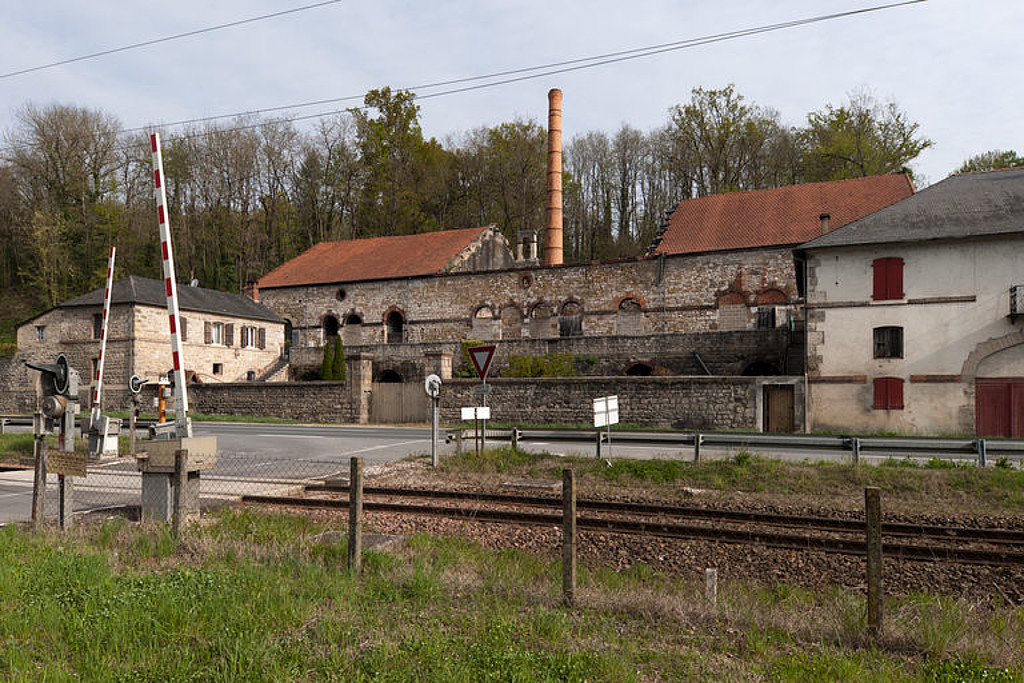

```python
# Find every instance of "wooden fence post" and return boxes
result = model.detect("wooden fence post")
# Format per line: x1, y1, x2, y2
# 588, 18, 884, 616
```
562, 468, 576, 607
32, 435, 47, 530
865, 486, 883, 641
349, 456, 363, 576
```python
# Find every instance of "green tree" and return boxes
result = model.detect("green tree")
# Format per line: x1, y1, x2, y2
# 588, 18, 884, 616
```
351, 87, 449, 237
331, 336, 346, 381
321, 337, 336, 380
798, 90, 932, 181
954, 149, 1024, 175
668, 85, 789, 196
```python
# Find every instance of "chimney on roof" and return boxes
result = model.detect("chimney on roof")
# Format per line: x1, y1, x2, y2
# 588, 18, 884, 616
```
543, 88, 563, 267
244, 281, 260, 302
819, 213, 831, 235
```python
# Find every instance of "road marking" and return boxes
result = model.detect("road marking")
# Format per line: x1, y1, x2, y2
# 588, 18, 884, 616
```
342, 439, 427, 456
253, 434, 325, 439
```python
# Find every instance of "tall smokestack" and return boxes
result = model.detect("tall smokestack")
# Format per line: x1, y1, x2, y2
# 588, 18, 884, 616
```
544, 88, 563, 266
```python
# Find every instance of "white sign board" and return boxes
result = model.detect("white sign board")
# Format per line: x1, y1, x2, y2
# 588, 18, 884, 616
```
593, 395, 619, 428
461, 406, 491, 421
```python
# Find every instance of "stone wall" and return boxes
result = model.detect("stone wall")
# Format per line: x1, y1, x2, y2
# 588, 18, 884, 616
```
131, 373, 787, 431
290, 328, 793, 381
260, 247, 798, 349
438, 376, 764, 430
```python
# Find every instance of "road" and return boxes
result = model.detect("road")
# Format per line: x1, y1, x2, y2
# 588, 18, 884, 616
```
0, 422, 447, 525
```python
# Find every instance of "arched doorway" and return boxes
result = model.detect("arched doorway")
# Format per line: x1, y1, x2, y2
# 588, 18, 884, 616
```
323, 314, 340, 339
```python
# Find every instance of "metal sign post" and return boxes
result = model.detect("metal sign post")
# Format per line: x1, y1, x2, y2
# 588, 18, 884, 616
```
424, 374, 442, 467
467, 345, 496, 454
593, 395, 619, 460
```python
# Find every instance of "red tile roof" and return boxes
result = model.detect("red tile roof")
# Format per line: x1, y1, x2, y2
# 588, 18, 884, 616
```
258, 226, 491, 288
651, 175, 914, 255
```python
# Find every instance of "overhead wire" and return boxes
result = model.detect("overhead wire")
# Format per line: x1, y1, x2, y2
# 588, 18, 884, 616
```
2, 0, 925, 157
0, 0, 345, 81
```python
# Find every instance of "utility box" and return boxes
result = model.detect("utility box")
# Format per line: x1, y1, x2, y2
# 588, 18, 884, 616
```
136, 436, 217, 522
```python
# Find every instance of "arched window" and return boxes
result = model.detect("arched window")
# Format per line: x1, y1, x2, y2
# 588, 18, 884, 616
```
342, 313, 363, 346
616, 298, 643, 336
500, 305, 523, 339
529, 302, 553, 339
323, 314, 340, 339
471, 305, 498, 339
385, 311, 404, 344
559, 301, 583, 338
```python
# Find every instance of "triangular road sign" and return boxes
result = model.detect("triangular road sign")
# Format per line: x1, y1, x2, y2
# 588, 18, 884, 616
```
468, 345, 496, 380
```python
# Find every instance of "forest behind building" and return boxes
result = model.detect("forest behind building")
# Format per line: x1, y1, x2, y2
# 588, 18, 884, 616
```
0, 83, 970, 341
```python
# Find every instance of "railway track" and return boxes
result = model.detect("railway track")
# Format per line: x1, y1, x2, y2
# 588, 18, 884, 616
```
242, 485, 1024, 568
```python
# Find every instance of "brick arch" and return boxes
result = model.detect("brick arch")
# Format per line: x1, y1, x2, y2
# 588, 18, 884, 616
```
960, 330, 1024, 381
498, 301, 524, 319
343, 309, 365, 325
614, 292, 646, 310
529, 300, 553, 318
754, 287, 788, 305
717, 292, 747, 306
473, 303, 496, 319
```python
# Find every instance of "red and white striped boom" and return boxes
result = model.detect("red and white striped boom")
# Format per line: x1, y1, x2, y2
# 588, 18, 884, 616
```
150, 132, 192, 437
90, 245, 116, 417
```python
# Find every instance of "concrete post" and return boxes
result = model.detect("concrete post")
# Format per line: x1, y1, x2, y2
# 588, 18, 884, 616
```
348, 355, 373, 424
348, 457, 363, 575
562, 468, 577, 606
693, 433, 703, 464
58, 475, 73, 531
705, 568, 718, 605
172, 449, 188, 538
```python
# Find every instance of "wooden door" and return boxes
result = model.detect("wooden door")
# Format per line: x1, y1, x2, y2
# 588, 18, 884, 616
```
976, 378, 1024, 437
370, 382, 429, 424
763, 385, 795, 433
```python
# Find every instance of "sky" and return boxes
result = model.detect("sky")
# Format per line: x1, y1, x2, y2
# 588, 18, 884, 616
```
1, 0, 1021, 186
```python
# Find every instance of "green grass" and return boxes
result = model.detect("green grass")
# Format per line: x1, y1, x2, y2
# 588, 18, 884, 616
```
1, 507, 1022, 681
0, 433, 36, 462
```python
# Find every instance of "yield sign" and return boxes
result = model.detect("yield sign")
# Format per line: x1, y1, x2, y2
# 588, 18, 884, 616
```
468, 345, 496, 380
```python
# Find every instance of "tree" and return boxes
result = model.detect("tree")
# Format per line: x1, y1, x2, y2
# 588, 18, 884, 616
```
668, 85, 787, 196
321, 337, 336, 380
798, 90, 932, 181
351, 87, 449, 237
954, 149, 1024, 175
331, 336, 346, 381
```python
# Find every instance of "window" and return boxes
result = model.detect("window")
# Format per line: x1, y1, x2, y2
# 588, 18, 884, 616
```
756, 307, 776, 329
559, 302, 583, 338
240, 326, 254, 348
873, 377, 904, 410
386, 311, 404, 344
873, 326, 903, 359
212, 363, 223, 376
36, 325, 46, 341
872, 257, 904, 301
209, 322, 224, 345
93, 313, 103, 339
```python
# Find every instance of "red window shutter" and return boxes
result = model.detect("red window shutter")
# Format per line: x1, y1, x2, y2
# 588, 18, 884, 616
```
889, 377, 904, 409
873, 377, 904, 410
887, 258, 904, 300
873, 258, 904, 301
873, 378, 887, 409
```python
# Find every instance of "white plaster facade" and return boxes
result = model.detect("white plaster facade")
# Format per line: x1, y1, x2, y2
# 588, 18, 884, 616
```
802, 207, 1024, 436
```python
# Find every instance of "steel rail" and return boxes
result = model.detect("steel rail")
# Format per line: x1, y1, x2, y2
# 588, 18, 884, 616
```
305, 484, 1024, 545
240, 493, 1024, 567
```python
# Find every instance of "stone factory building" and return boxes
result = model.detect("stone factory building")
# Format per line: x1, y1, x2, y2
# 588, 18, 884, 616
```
256, 174, 914, 386
797, 167, 1024, 437
7, 276, 285, 413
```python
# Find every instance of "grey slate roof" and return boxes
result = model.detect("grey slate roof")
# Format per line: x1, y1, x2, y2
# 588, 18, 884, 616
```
60, 275, 283, 323
797, 167, 1024, 251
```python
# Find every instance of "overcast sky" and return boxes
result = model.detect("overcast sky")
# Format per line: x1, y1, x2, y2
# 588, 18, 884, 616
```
1, 0, 1021, 186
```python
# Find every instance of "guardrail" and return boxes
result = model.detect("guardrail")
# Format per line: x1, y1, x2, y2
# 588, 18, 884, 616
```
446, 427, 1024, 467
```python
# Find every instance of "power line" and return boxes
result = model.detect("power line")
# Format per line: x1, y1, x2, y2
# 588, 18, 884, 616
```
0, 0, 345, 81
2, 0, 925, 156
121, 0, 923, 136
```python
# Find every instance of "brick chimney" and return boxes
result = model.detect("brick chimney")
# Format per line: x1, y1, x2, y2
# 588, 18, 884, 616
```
544, 88, 563, 266
819, 213, 831, 235
243, 281, 260, 302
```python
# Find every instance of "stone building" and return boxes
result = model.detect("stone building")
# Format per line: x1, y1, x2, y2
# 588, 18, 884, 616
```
256, 174, 914, 384
9, 276, 285, 413
796, 167, 1024, 436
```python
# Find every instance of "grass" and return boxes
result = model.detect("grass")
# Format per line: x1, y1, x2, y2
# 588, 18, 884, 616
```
1, 507, 1022, 681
